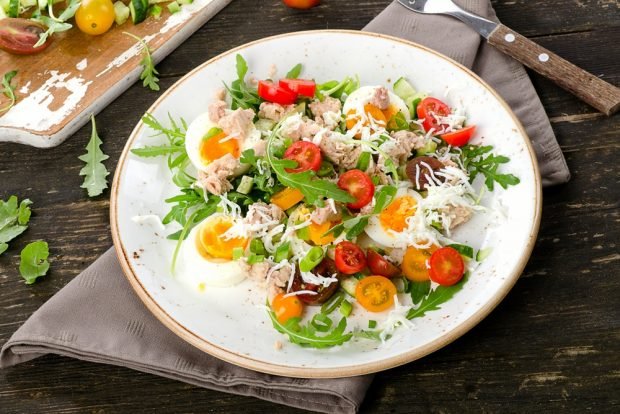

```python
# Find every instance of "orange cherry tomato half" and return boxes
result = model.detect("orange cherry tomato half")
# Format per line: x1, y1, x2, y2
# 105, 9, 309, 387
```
428, 247, 465, 286
366, 249, 400, 278
282, 0, 320, 9
279, 78, 316, 97
401, 245, 438, 282
334, 241, 367, 275
416, 97, 451, 134
355, 275, 397, 312
0, 18, 50, 55
283, 141, 322, 173
271, 293, 304, 324
337, 169, 375, 210
258, 80, 298, 105
441, 125, 476, 147
75, 0, 115, 36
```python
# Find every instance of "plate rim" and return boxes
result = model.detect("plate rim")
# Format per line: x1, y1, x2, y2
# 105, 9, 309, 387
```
110, 29, 542, 378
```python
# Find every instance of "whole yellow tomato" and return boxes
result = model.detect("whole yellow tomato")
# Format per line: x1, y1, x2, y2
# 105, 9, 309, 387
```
75, 0, 116, 36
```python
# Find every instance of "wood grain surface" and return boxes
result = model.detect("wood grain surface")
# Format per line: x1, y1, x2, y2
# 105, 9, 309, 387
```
1, 0, 619, 413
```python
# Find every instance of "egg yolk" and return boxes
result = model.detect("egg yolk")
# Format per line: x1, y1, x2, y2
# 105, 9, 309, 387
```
379, 195, 417, 233
345, 103, 402, 134
200, 130, 240, 164
308, 220, 337, 246
196, 216, 248, 260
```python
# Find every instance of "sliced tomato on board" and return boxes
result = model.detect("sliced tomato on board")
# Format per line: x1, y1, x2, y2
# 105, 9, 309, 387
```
334, 241, 367, 275
337, 169, 375, 210
0, 18, 50, 55
258, 80, 298, 105
416, 97, 451, 133
279, 79, 316, 97
367, 249, 400, 278
429, 246, 465, 286
441, 125, 476, 147
283, 141, 322, 173
282, 0, 320, 9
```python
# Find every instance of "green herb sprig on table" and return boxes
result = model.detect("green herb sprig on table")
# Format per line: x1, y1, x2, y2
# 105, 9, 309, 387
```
459, 145, 520, 191
0, 70, 18, 114
78, 115, 109, 197
19, 241, 50, 284
124, 32, 160, 91
0, 196, 32, 255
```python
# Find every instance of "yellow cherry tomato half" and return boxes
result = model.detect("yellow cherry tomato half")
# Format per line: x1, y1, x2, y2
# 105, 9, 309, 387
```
401, 245, 438, 282
355, 275, 397, 313
75, 0, 116, 36
271, 293, 304, 324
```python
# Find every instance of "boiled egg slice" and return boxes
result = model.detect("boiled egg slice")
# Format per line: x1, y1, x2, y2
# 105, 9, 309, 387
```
343, 85, 410, 132
365, 187, 422, 249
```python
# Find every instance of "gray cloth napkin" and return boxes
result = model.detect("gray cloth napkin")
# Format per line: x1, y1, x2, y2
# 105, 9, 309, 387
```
1, 2, 570, 414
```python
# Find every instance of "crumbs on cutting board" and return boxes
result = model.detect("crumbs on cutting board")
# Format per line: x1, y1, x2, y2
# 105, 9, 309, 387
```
76, 58, 88, 71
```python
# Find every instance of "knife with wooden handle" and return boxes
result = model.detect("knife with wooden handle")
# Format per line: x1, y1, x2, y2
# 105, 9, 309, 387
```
397, 0, 620, 115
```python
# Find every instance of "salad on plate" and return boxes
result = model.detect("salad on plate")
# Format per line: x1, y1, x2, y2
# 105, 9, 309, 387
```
131, 55, 520, 349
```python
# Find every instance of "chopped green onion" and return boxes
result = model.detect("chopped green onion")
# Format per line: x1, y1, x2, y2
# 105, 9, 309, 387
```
232, 247, 244, 260
296, 225, 310, 241
317, 161, 335, 177
320, 291, 345, 314
368, 320, 377, 329
274, 242, 290, 263
250, 239, 266, 256
356, 152, 371, 171
299, 246, 324, 272
339, 300, 353, 317
311, 313, 333, 332
247, 253, 264, 265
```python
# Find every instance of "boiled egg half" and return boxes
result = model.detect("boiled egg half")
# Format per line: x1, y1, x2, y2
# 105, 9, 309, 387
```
365, 187, 422, 249
343, 85, 410, 132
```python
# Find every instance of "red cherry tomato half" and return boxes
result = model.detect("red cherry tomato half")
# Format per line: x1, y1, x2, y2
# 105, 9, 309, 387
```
279, 79, 316, 97
337, 169, 375, 210
366, 249, 400, 278
416, 97, 451, 134
334, 241, 367, 275
428, 246, 465, 286
258, 80, 298, 105
283, 141, 322, 173
0, 18, 50, 55
441, 125, 476, 147
282, 0, 320, 9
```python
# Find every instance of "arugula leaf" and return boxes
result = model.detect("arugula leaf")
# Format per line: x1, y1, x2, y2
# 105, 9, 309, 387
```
409, 280, 431, 305
124, 32, 160, 91
0, 243, 7, 255
32, 0, 80, 48
78, 115, 109, 197
285, 63, 302, 79
19, 241, 50, 284
224, 54, 261, 110
267, 307, 353, 348
407, 273, 468, 319
131, 145, 183, 157
0, 70, 18, 113
266, 126, 354, 206
459, 145, 520, 190
0, 196, 32, 254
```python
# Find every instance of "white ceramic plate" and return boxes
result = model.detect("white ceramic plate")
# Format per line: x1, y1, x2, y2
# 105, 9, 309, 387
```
111, 30, 541, 378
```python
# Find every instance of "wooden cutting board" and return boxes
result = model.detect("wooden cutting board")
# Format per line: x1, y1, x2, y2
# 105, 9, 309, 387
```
0, 0, 231, 148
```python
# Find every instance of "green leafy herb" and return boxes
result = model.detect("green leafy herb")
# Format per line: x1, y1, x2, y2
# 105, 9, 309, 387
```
1, 70, 18, 113
267, 306, 353, 348
0, 196, 32, 255
285, 63, 302, 79
19, 241, 50, 284
386, 111, 409, 132
124, 32, 160, 91
78, 115, 109, 197
224, 54, 261, 110
409, 280, 431, 305
459, 145, 520, 190
316, 75, 360, 100
32, 0, 81, 48
407, 273, 468, 319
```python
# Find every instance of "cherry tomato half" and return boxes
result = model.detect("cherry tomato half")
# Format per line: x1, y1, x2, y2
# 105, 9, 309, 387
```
279, 79, 316, 97
441, 125, 476, 147
401, 245, 438, 282
334, 241, 366, 275
282, 0, 320, 9
271, 293, 304, 324
337, 169, 375, 210
283, 141, 322, 173
258, 80, 298, 105
416, 97, 451, 134
0, 18, 50, 55
290, 258, 339, 305
355, 275, 397, 312
75, 0, 116, 36
366, 249, 400, 278
428, 246, 465, 286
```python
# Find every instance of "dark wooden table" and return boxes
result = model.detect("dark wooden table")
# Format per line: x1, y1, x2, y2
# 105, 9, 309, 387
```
1, 0, 619, 412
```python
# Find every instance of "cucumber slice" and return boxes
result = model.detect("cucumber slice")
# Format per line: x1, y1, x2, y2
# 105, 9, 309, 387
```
448, 243, 474, 259
407, 92, 427, 117
178, 0, 192, 4
114, 1, 130, 25
148, 4, 162, 18
167, 0, 180, 13
129, 0, 148, 24
294, 101, 306, 114
340, 277, 358, 297
255, 118, 275, 131
393, 77, 416, 100
236, 176, 254, 194
416, 140, 437, 155
476, 247, 493, 262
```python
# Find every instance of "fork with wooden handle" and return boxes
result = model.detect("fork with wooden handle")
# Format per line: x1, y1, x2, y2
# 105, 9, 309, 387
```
397, 0, 620, 116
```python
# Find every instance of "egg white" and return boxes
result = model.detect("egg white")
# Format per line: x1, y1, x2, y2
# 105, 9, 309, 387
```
343, 85, 410, 123
365, 187, 422, 249
184, 112, 261, 173
176, 214, 248, 290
